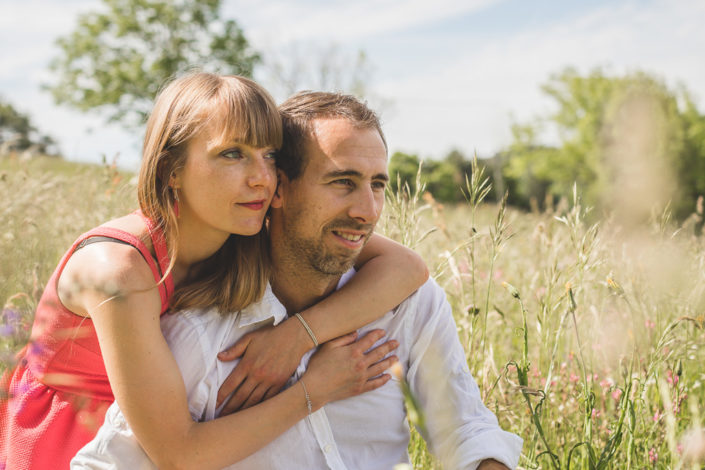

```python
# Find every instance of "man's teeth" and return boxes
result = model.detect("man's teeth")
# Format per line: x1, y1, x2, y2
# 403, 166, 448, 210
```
334, 231, 363, 241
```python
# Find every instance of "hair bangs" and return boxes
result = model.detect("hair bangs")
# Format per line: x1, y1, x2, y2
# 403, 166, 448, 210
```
208, 77, 282, 150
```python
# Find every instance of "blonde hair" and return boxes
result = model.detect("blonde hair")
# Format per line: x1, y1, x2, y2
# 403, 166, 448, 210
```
138, 72, 282, 314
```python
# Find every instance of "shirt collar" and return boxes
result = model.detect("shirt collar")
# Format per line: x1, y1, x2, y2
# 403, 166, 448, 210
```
238, 269, 357, 328
237, 283, 288, 328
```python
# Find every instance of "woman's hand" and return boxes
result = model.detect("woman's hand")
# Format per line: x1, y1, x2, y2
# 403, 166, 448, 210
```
303, 329, 398, 409
217, 318, 311, 414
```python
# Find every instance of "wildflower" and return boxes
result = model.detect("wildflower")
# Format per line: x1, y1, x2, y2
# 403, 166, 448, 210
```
390, 362, 404, 381
645, 319, 655, 329
667, 370, 679, 386
465, 304, 480, 316
611, 389, 623, 401
502, 282, 520, 299
606, 276, 625, 296
649, 447, 658, 463
569, 373, 579, 383
653, 410, 662, 422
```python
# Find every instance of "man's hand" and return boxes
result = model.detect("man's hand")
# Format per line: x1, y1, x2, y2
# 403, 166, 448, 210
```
216, 319, 311, 415
477, 459, 510, 470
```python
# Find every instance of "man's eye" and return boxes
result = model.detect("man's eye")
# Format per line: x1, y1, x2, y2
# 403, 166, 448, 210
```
333, 179, 354, 187
222, 149, 244, 160
372, 181, 387, 190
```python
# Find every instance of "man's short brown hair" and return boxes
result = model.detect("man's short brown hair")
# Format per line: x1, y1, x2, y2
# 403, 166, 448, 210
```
277, 91, 387, 180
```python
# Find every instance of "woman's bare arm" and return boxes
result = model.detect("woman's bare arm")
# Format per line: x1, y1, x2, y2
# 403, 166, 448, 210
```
62, 242, 396, 470
217, 233, 428, 413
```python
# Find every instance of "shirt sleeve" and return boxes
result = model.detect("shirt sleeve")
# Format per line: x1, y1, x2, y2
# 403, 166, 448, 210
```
405, 279, 523, 470
160, 310, 215, 420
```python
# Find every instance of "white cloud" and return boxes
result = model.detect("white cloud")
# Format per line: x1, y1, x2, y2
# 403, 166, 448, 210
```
378, 0, 705, 158
230, 0, 502, 44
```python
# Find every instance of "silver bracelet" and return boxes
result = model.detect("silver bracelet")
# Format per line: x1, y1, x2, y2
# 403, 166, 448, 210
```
300, 378, 312, 415
295, 313, 319, 347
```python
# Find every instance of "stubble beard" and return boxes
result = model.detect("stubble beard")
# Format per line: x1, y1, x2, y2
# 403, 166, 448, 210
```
284, 216, 373, 277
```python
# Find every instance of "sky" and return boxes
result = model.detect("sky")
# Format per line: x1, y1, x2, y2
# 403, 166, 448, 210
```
1, 0, 704, 170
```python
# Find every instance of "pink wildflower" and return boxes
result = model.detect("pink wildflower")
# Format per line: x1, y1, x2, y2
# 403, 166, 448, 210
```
649, 447, 658, 463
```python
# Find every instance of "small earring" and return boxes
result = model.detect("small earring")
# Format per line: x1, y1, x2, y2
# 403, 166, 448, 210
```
172, 187, 180, 218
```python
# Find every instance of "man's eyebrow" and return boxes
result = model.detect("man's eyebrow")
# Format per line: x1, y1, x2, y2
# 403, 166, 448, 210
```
324, 170, 389, 182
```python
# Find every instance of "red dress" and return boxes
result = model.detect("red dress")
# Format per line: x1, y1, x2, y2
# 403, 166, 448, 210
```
0, 212, 173, 470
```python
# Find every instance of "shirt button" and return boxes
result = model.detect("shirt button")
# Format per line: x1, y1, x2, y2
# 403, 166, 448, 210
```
323, 444, 332, 453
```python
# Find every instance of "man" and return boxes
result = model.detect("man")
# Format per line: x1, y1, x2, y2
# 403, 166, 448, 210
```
73, 93, 522, 469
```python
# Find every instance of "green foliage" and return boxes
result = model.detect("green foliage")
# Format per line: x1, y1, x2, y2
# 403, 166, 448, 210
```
0, 99, 56, 155
388, 149, 497, 203
46, 0, 260, 128
503, 68, 705, 219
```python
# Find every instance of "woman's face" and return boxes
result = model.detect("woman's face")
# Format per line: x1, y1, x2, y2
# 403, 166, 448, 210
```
174, 121, 277, 242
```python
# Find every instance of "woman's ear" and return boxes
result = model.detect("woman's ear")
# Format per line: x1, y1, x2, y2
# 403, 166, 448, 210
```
168, 170, 181, 190
270, 169, 287, 208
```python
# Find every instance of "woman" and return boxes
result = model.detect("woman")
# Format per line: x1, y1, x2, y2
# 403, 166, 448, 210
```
0, 72, 427, 469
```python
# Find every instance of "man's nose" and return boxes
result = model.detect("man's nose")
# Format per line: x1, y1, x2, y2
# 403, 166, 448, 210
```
348, 186, 382, 223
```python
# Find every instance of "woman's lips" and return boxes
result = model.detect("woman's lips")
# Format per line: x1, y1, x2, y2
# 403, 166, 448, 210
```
238, 200, 266, 210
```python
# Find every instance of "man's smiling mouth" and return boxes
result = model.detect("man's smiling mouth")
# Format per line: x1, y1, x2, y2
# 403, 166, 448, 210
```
332, 230, 364, 242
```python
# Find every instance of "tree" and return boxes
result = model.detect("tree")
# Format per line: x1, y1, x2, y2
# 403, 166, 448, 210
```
388, 151, 421, 194
0, 99, 57, 156
502, 68, 705, 219
46, 0, 260, 128
260, 41, 391, 115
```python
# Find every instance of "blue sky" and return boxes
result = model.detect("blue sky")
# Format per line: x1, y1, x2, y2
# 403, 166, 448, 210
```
1, 0, 704, 169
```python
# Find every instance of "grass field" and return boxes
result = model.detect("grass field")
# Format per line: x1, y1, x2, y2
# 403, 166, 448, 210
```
2, 154, 704, 469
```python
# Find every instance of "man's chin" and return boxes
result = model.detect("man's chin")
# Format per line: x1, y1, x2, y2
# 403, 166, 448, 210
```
311, 251, 358, 276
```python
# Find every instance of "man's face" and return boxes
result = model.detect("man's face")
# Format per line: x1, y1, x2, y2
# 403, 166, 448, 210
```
276, 118, 388, 276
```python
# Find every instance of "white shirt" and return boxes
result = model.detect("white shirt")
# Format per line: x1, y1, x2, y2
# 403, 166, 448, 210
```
73, 273, 523, 470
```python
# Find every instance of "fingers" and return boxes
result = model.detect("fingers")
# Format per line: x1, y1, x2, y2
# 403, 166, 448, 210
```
217, 334, 251, 361
362, 373, 392, 392
241, 384, 269, 410
262, 384, 282, 402
354, 329, 387, 351
220, 379, 257, 416
216, 366, 247, 407
366, 355, 398, 378
364, 339, 399, 365
326, 331, 358, 347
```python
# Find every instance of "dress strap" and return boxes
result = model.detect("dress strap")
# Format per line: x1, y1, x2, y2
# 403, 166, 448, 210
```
135, 210, 175, 308
58, 223, 172, 315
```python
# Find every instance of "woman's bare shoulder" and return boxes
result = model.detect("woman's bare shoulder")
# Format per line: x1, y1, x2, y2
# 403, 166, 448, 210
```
58, 214, 159, 317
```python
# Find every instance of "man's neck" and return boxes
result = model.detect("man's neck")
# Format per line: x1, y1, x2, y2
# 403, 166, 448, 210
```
269, 251, 342, 315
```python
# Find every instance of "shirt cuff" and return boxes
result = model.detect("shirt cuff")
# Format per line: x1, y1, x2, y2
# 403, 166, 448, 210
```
452, 428, 523, 470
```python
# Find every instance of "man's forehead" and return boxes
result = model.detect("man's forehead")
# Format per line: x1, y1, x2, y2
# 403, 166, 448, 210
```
304, 118, 387, 175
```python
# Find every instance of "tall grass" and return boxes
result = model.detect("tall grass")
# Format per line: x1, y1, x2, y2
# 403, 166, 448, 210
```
2, 153, 705, 468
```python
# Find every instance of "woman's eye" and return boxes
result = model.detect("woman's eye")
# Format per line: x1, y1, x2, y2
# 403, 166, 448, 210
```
265, 151, 277, 161
222, 149, 244, 160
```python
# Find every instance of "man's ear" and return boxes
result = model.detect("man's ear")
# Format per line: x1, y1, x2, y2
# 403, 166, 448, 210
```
270, 169, 288, 208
